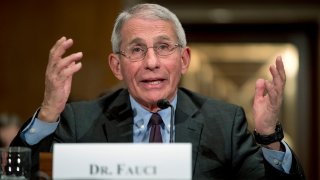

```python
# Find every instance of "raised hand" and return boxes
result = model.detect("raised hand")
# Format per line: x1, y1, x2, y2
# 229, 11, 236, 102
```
253, 56, 286, 149
38, 37, 83, 122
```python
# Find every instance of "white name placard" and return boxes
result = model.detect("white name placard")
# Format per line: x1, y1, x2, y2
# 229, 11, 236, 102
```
53, 143, 192, 180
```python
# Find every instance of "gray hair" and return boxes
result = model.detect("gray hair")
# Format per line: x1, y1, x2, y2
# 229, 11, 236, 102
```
111, 3, 187, 53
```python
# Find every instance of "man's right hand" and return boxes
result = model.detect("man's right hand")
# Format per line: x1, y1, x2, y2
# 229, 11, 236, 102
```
38, 37, 83, 123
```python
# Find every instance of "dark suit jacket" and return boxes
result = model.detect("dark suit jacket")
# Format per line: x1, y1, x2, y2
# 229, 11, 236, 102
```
12, 88, 305, 179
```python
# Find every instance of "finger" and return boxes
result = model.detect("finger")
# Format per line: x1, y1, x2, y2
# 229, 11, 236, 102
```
275, 56, 286, 82
254, 79, 266, 99
50, 52, 83, 82
269, 63, 284, 89
51, 38, 74, 60
46, 52, 82, 83
264, 80, 280, 105
50, 37, 67, 54
56, 52, 83, 71
49, 38, 74, 64
47, 38, 74, 72
48, 37, 67, 67
59, 61, 82, 80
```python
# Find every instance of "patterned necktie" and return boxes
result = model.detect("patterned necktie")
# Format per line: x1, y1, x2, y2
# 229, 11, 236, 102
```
149, 113, 163, 142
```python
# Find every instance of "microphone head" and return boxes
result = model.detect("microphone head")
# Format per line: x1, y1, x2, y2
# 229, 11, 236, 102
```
157, 99, 171, 109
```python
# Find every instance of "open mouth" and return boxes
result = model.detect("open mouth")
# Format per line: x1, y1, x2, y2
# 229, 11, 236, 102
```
145, 80, 162, 84
141, 79, 165, 86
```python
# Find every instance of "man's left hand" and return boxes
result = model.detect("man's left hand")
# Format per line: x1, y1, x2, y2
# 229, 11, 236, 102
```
253, 56, 286, 150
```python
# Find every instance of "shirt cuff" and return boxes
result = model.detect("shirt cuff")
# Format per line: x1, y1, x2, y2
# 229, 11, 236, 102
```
261, 140, 292, 174
21, 109, 59, 145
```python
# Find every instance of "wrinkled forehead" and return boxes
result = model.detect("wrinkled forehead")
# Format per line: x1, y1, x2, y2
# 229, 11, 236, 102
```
120, 17, 177, 46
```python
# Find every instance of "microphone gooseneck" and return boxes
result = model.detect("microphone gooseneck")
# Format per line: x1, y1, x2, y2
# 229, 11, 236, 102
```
157, 99, 174, 143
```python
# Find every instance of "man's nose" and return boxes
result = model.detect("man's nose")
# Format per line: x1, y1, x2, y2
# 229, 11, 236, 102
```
143, 47, 160, 69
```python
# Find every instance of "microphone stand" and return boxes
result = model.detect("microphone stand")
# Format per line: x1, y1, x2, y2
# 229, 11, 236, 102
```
157, 99, 175, 143
168, 104, 174, 143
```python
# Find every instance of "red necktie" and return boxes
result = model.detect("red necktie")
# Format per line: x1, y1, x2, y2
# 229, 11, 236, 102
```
149, 113, 163, 142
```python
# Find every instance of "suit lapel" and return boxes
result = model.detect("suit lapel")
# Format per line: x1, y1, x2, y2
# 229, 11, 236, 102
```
95, 88, 204, 175
97, 88, 205, 172
100, 89, 134, 142
175, 89, 204, 174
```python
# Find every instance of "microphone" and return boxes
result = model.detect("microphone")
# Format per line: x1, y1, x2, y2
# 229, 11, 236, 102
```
157, 99, 174, 143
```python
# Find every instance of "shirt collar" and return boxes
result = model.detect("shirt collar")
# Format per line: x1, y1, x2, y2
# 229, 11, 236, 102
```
129, 95, 177, 133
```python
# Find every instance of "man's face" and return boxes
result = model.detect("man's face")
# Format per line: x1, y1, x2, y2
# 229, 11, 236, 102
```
109, 18, 190, 111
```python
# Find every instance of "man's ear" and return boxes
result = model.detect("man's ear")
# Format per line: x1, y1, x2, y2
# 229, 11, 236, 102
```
181, 47, 191, 74
108, 53, 123, 80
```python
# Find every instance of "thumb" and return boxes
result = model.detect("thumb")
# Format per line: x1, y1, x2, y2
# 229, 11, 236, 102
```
255, 79, 266, 100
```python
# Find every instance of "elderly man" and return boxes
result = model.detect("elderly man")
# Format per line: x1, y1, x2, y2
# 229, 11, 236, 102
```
12, 3, 305, 179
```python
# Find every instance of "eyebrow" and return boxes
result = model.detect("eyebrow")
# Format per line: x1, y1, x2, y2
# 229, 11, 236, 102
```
128, 38, 145, 46
154, 35, 172, 42
127, 35, 173, 46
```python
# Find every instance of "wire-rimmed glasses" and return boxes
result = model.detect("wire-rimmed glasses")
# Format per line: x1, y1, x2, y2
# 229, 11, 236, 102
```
116, 43, 182, 62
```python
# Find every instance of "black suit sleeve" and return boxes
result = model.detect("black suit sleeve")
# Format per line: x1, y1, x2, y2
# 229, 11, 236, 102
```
231, 107, 305, 179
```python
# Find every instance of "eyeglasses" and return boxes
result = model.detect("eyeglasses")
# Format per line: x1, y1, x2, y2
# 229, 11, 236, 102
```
116, 43, 182, 62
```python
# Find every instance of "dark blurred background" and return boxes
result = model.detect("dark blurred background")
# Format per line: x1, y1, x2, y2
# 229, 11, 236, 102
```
0, 0, 319, 179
